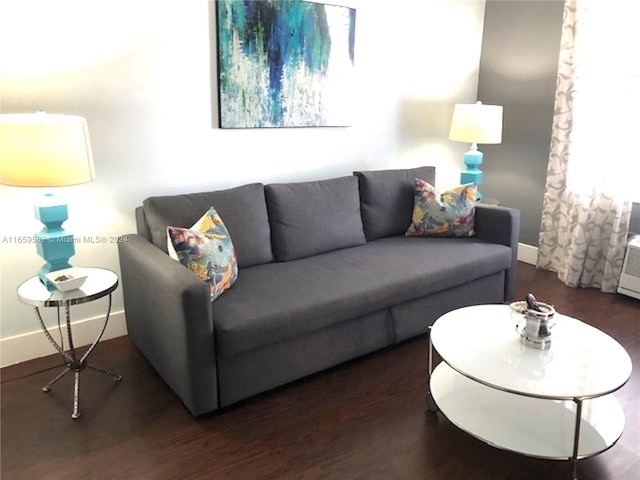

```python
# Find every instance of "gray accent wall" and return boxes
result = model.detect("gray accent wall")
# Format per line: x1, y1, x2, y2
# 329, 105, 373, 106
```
478, 1, 565, 246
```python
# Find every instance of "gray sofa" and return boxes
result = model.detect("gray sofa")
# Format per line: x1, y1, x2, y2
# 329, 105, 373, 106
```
118, 166, 520, 416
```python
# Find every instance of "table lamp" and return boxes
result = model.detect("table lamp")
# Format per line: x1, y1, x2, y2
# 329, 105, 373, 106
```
449, 101, 503, 202
0, 112, 95, 286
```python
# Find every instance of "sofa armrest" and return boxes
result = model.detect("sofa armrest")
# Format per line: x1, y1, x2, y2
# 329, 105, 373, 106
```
118, 234, 217, 416
474, 204, 521, 301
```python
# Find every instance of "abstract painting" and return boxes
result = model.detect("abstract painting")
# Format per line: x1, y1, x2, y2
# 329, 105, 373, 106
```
216, 0, 356, 128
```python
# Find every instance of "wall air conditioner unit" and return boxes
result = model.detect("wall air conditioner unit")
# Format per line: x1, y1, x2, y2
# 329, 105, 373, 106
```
618, 235, 640, 300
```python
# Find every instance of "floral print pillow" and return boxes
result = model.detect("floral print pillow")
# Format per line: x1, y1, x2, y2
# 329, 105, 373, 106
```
167, 207, 238, 300
405, 179, 476, 237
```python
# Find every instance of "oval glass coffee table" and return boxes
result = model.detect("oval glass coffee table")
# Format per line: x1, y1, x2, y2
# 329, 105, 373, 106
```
426, 304, 632, 479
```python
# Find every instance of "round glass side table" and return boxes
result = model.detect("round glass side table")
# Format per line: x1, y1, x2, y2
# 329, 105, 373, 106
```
17, 267, 122, 419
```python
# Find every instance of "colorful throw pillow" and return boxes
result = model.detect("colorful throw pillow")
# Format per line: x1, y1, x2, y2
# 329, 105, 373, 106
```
167, 207, 224, 260
405, 179, 476, 237
167, 207, 238, 300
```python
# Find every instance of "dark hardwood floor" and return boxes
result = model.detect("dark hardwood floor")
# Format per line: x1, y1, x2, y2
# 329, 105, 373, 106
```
2, 262, 639, 480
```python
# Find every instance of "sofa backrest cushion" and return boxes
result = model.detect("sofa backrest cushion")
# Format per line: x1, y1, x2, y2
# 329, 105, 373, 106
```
265, 176, 366, 261
354, 166, 436, 241
142, 183, 273, 269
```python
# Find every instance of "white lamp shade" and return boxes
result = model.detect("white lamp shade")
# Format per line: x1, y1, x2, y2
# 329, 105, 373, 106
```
0, 113, 95, 187
449, 103, 503, 144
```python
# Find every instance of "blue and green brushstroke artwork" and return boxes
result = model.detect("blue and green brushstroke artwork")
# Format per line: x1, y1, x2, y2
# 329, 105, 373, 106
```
217, 0, 356, 128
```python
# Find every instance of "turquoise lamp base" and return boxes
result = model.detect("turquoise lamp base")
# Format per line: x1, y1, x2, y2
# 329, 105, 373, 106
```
460, 144, 484, 202
34, 194, 76, 286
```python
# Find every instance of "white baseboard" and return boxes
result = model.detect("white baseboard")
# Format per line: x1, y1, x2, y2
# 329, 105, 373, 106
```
517, 243, 538, 266
0, 310, 127, 368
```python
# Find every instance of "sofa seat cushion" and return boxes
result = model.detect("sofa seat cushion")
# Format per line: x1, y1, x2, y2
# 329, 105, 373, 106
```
212, 236, 512, 357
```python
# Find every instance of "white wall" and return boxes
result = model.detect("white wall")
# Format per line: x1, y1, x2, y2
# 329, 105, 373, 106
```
0, 0, 486, 365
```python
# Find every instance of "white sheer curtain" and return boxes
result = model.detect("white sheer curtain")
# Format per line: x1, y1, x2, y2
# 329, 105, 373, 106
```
537, 0, 639, 292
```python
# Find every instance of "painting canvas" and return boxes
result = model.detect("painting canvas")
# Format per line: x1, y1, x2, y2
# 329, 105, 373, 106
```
216, 0, 356, 128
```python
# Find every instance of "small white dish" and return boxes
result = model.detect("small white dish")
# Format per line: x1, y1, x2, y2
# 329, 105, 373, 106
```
45, 268, 88, 292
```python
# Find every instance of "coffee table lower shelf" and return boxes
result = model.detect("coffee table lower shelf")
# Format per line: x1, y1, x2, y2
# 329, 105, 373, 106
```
429, 362, 625, 460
